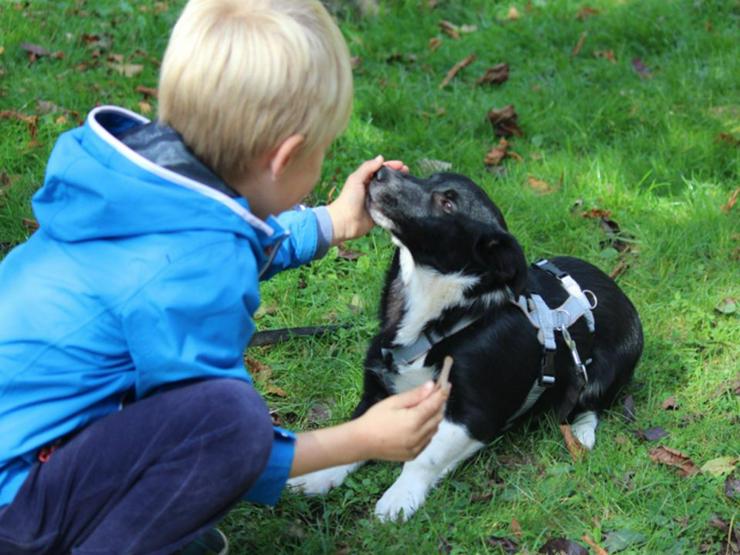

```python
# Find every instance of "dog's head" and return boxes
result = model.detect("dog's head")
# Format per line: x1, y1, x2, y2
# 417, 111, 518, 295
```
367, 167, 527, 296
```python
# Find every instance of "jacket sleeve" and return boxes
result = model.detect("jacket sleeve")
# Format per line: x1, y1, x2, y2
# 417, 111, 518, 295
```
260, 206, 333, 281
120, 238, 297, 505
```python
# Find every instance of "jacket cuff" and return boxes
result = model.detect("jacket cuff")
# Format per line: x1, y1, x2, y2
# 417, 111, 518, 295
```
311, 206, 334, 259
243, 426, 295, 506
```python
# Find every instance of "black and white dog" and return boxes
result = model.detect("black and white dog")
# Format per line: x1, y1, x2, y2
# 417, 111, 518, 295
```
289, 168, 643, 521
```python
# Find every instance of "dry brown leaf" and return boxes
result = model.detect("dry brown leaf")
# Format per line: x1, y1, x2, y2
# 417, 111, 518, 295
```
661, 396, 679, 410
560, 424, 586, 461
721, 188, 739, 213
476, 63, 509, 86
0, 110, 39, 143
484, 138, 510, 166
135, 85, 158, 98
511, 518, 523, 539
506, 6, 521, 20
487, 104, 523, 137
266, 384, 287, 397
609, 258, 630, 280
572, 32, 587, 57
337, 242, 363, 261
527, 176, 557, 195
576, 6, 600, 20
649, 446, 699, 477
439, 20, 460, 39
0, 46, 5, 56
581, 535, 608, 555
109, 63, 144, 77
138, 101, 152, 114
22, 218, 39, 232
594, 50, 617, 63
429, 37, 442, 51
439, 53, 476, 89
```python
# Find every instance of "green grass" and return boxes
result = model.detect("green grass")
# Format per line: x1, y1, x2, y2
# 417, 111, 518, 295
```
1, 0, 738, 552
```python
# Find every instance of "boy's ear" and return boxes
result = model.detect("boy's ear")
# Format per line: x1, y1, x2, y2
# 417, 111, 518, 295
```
269, 134, 305, 179
473, 229, 528, 295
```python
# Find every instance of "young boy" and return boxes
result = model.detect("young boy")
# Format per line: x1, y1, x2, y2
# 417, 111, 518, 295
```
0, 1, 448, 552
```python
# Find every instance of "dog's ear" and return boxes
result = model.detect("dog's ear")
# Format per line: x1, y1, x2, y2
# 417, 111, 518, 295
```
473, 230, 528, 295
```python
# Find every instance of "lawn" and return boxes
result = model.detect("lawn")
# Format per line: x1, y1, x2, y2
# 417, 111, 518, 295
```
1, 0, 738, 553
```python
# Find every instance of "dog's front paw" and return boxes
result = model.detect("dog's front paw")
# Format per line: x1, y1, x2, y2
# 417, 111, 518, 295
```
570, 411, 598, 450
286, 465, 354, 495
374, 480, 428, 522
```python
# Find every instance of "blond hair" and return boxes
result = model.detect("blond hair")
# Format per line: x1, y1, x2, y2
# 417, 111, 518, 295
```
158, 0, 353, 180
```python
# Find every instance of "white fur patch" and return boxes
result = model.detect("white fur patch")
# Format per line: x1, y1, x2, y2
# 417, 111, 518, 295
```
570, 411, 598, 450
368, 207, 397, 233
287, 462, 363, 495
394, 246, 479, 346
389, 356, 435, 394
374, 419, 484, 522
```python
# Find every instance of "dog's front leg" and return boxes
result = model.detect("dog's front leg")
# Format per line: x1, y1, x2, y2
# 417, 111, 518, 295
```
287, 461, 364, 495
374, 419, 484, 522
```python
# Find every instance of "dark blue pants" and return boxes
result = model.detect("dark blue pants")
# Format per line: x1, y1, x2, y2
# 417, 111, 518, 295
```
0, 379, 273, 554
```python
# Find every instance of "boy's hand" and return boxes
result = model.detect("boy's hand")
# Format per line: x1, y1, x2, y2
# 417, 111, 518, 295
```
353, 381, 448, 461
327, 155, 409, 245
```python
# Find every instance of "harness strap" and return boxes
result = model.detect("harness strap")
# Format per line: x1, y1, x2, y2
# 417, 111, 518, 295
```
381, 314, 481, 365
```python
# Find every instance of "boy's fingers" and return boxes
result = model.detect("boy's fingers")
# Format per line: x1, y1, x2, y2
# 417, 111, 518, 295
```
408, 386, 448, 422
352, 156, 385, 182
391, 381, 435, 409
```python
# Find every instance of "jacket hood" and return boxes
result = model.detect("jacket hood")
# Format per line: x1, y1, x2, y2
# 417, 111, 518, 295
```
32, 106, 284, 245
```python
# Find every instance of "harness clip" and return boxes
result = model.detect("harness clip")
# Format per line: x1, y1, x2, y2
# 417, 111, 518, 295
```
539, 347, 557, 387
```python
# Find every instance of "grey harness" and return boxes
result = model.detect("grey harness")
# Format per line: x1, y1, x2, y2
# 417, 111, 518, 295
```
382, 259, 597, 425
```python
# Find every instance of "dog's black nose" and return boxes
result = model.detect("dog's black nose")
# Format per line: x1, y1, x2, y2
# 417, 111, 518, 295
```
374, 165, 392, 182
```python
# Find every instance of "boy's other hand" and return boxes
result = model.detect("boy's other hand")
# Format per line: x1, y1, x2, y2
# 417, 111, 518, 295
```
327, 156, 408, 245
353, 381, 448, 462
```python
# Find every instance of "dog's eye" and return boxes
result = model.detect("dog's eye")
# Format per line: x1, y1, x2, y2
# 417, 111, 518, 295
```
438, 196, 455, 213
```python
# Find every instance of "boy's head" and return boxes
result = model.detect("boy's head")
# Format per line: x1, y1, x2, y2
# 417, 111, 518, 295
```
158, 0, 353, 185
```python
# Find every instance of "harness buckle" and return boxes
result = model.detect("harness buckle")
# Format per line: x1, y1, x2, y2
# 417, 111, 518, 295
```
539, 347, 557, 387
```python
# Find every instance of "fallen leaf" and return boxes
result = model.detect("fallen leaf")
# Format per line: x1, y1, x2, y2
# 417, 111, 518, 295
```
428, 37, 442, 51
107, 53, 124, 63
417, 159, 452, 175
581, 208, 612, 219
623, 394, 637, 422
138, 101, 152, 114
527, 176, 557, 195
603, 529, 647, 553
476, 63, 509, 85
725, 474, 740, 499
487, 104, 523, 137
594, 50, 617, 63
337, 243, 364, 261
538, 538, 588, 554
135, 85, 158, 98
572, 32, 587, 57
488, 536, 518, 554
708, 515, 740, 554
717, 132, 740, 146
634, 426, 669, 442
581, 535, 608, 555
439, 53, 476, 89
714, 297, 737, 315
661, 396, 679, 410
22, 218, 39, 232
721, 188, 739, 213
701, 456, 737, 476
560, 424, 586, 460
460, 24, 478, 33
506, 6, 521, 20
245, 356, 273, 381
631, 58, 652, 79
469, 491, 493, 503
307, 401, 332, 425
0, 46, 4, 56
484, 138, 510, 166
36, 100, 62, 114
649, 446, 699, 476
609, 258, 630, 280
576, 6, 600, 20
0, 110, 39, 144
439, 20, 460, 39
511, 518, 523, 539
266, 384, 287, 397
109, 63, 144, 77
20, 42, 49, 63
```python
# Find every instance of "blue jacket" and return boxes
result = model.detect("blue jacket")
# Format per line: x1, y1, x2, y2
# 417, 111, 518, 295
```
0, 106, 334, 507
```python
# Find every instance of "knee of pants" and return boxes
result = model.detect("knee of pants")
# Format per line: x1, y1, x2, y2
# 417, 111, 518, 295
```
190, 379, 274, 487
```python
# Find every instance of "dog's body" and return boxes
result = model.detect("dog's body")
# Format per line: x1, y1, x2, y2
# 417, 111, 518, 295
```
289, 169, 643, 521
